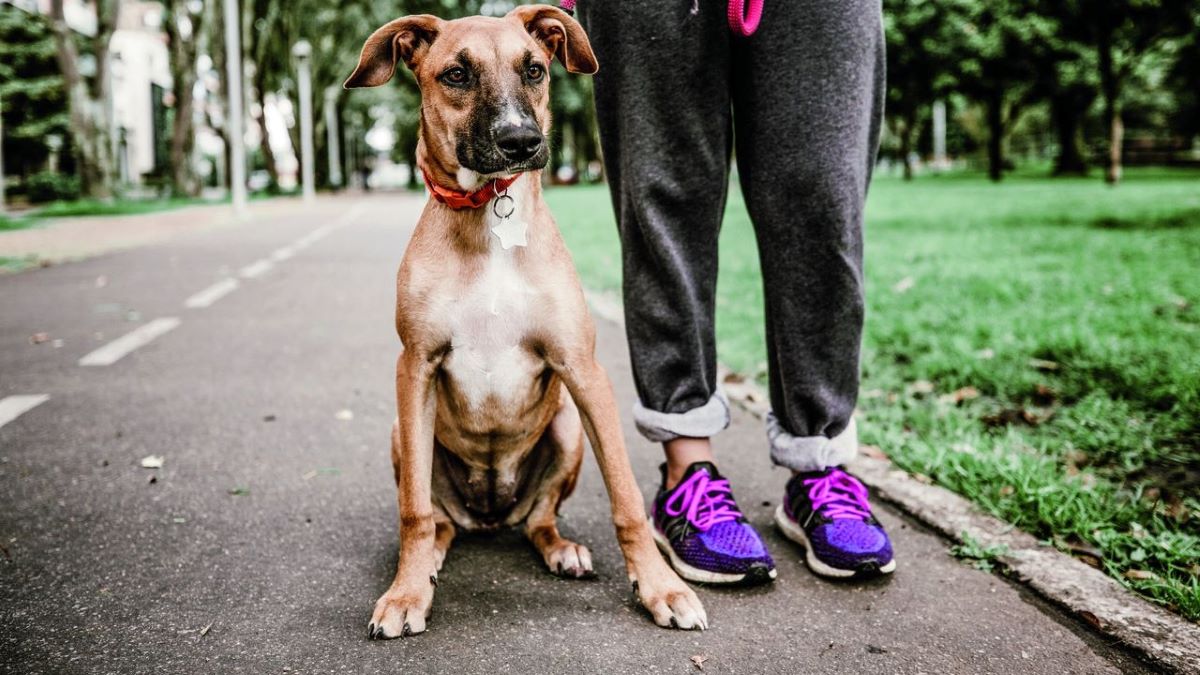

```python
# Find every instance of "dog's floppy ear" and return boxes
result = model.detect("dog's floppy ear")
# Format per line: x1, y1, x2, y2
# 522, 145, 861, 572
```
507, 4, 598, 75
344, 15, 444, 89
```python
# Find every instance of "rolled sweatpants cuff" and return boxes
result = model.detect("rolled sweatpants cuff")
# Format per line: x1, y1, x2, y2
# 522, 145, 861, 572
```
633, 389, 731, 443
766, 413, 859, 472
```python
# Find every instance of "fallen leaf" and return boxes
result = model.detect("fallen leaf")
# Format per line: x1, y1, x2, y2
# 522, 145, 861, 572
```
721, 371, 745, 384
29, 333, 49, 344
302, 470, 318, 480
140, 455, 165, 469
690, 655, 708, 671
1028, 358, 1060, 372
228, 487, 250, 496
892, 276, 915, 293
866, 644, 888, 654
999, 485, 1014, 497
335, 409, 354, 421
981, 408, 1040, 428
199, 621, 213, 638
940, 386, 979, 405
1123, 569, 1157, 581
859, 445, 889, 461
1058, 536, 1104, 568
1078, 610, 1102, 629
907, 380, 934, 396
1033, 384, 1057, 406
912, 473, 933, 484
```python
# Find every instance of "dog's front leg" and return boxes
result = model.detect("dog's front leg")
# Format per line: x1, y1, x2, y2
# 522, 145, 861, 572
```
553, 355, 708, 630
369, 349, 439, 639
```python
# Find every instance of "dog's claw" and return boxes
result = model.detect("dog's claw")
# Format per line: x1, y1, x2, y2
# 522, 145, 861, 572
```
631, 580, 639, 595
368, 622, 376, 639
401, 622, 413, 638
430, 574, 438, 587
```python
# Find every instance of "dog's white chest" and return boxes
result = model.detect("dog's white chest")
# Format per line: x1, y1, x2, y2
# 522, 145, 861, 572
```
443, 246, 539, 408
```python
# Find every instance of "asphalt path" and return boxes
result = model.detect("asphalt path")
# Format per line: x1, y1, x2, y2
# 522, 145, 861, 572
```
0, 193, 1153, 674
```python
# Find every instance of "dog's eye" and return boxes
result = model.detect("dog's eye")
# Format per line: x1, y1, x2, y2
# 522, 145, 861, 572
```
525, 64, 545, 82
441, 67, 469, 86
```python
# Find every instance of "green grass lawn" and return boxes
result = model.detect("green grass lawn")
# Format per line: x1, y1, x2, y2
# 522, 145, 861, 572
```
546, 167, 1200, 621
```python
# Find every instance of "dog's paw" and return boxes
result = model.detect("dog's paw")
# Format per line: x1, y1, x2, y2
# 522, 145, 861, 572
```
368, 584, 434, 640
631, 562, 708, 630
543, 539, 595, 579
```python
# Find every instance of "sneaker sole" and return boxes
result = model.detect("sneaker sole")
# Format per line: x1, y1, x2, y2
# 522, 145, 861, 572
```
650, 519, 777, 586
773, 504, 897, 579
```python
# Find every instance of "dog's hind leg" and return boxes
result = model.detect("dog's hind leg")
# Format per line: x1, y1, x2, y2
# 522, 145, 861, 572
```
524, 390, 594, 579
431, 508, 455, 574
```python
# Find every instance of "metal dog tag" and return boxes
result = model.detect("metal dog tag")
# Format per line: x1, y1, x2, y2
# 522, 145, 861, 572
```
490, 184, 527, 249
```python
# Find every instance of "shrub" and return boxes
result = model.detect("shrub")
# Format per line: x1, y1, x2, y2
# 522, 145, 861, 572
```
25, 171, 82, 203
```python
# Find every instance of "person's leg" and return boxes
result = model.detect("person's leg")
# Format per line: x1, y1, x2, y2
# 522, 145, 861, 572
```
579, 0, 774, 585
731, 0, 894, 577
579, 0, 731, 463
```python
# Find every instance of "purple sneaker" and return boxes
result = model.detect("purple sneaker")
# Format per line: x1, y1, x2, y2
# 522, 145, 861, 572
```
650, 462, 776, 585
774, 467, 896, 578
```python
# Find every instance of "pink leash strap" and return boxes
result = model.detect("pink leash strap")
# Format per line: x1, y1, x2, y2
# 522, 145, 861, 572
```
727, 0, 763, 36
560, 1, 761, 36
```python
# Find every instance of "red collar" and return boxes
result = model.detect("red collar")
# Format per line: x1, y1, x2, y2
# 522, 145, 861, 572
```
421, 165, 520, 210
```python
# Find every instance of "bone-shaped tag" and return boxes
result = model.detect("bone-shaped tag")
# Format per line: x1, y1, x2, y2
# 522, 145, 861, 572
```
491, 218, 528, 249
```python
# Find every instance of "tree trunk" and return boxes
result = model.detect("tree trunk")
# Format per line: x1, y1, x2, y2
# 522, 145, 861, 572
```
1050, 93, 1087, 176
986, 89, 1004, 182
253, 71, 280, 189
165, 0, 204, 197
1097, 1, 1122, 185
49, 0, 120, 200
899, 111, 915, 181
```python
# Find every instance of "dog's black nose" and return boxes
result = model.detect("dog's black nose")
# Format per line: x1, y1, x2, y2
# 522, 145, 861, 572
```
495, 125, 544, 162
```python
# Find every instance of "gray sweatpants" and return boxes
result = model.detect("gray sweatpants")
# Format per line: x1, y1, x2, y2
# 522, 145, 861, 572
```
578, 0, 885, 472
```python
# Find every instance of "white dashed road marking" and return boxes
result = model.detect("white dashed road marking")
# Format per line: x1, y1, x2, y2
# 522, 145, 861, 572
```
0, 395, 50, 429
270, 245, 296, 262
239, 259, 274, 279
185, 278, 240, 308
79, 318, 182, 367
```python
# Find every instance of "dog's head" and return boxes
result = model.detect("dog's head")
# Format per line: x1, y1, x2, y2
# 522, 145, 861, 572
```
344, 6, 597, 186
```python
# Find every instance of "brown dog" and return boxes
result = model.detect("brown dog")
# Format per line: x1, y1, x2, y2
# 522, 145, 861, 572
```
344, 6, 707, 638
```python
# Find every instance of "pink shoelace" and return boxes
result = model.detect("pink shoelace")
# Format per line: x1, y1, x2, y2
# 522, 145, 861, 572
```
558, 0, 763, 37
663, 470, 743, 531
804, 469, 872, 520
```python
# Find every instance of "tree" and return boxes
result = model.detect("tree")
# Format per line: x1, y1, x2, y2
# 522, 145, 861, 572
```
0, 5, 71, 181
883, 0, 962, 180
1083, 0, 1196, 184
49, 0, 120, 199
953, 0, 1054, 181
163, 0, 207, 196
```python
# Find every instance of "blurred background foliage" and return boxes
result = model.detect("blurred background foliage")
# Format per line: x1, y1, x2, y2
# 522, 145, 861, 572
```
1, 0, 1197, 205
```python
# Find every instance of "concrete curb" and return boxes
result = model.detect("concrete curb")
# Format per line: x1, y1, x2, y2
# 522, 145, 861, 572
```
585, 291, 1200, 675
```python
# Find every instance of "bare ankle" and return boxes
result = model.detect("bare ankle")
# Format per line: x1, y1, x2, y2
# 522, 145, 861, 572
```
662, 437, 716, 489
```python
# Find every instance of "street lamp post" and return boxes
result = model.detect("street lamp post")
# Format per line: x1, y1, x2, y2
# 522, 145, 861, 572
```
293, 40, 315, 202
222, 0, 247, 216
324, 87, 342, 188
0, 89, 6, 216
